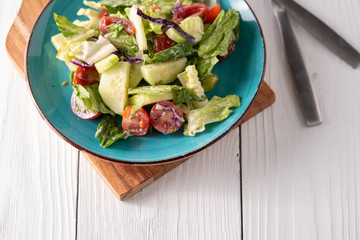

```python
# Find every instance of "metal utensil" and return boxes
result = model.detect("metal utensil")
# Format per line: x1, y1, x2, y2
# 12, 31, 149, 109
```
276, 0, 360, 69
271, 0, 323, 126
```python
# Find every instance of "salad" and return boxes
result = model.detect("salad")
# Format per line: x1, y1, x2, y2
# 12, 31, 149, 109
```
51, 0, 241, 148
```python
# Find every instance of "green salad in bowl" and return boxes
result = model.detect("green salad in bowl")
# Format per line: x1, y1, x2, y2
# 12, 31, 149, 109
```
51, 0, 241, 148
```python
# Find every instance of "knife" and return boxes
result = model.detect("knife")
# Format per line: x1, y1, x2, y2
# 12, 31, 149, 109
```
276, 0, 360, 69
271, 0, 323, 126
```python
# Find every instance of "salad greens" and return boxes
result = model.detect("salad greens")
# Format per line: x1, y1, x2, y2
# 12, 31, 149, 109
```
96, 115, 132, 147
52, 0, 242, 148
70, 72, 115, 115
198, 9, 239, 58
184, 95, 241, 136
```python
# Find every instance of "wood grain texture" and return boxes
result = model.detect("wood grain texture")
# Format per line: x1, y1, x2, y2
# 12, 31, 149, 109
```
1, 0, 78, 239
242, 0, 360, 239
77, 130, 242, 240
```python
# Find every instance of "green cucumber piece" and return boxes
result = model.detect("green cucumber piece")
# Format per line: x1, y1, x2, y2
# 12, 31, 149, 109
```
166, 17, 204, 44
99, 62, 131, 115
141, 58, 187, 85
129, 63, 143, 88
95, 54, 119, 73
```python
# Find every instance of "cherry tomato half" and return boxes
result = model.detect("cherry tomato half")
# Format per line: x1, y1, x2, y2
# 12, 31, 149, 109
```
172, 3, 209, 24
150, 101, 184, 135
99, 8, 109, 19
122, 107, 150, 136
71, 93, 101, 119
204, 4, 220, 24
99, 16, 135, 35
153, 33, 177, 53
73, 65, 100, 86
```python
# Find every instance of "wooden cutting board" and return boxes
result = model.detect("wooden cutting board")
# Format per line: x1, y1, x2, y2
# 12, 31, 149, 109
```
6, 0, 275, 200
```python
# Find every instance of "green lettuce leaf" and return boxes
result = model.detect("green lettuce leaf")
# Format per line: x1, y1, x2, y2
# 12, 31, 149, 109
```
96, 115, 132, 148
69, 35, 117, 65
147, 43, 196, 63
70, 72, 115, 116
173, 88, 205, 106
184, 95, 241, 136
105, 31, 139, 57
196, 56, 219, 80
53, 13, 98, 46
100, 0, 140, 14
177, 65, 208, 109
198, 9, 239, 58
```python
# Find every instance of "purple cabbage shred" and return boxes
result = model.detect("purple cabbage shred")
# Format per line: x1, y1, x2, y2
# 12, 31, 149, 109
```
70, 59, 92, 67
172, 0, 183, 14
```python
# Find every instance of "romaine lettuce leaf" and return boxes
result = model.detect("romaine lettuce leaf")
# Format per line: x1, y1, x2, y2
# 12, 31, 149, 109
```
96, 115, 132, 148
70, 72, 115, 116
198, 9, 239, 58
105, 31, 140, 57
146, 43, 196, 63
184, 95, 241, 136
177, 65, 208, 108
196, 56, 219, 79
74, 8, 100, 29
100, 0, 140, 14
54, 13, 98, 46
69, 36, 117, 65
83, 1, 103, 9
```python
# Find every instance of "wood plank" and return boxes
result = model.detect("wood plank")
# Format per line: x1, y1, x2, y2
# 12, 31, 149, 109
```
242, 0, 360, 239
0, 1, 78, 239
77, 129, 242, 239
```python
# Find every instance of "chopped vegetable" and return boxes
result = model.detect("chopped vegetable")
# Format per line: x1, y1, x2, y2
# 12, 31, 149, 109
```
137, 8, 195, 44
198, 9, 239, 58
184, 95, 241, 136
96, 115, 132, 148
53, 13, 98, 46
177, 65, 208, 108
147, 43, 196, 63
70, 72, 115, 116
166, 16, 204, 44
69, 35, 117, 65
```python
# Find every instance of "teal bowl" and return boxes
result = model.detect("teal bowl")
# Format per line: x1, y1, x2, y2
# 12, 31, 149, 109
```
26, 0, 265, 164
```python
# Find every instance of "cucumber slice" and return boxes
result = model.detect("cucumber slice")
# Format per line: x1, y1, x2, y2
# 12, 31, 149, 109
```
129, 5, 147, 51
128, 91, 175, 117
129, 63, 143, 88
166, 17, 204, 44
95, 54, 119, 73
141, 57, 187, 85
99, 62, 131, 115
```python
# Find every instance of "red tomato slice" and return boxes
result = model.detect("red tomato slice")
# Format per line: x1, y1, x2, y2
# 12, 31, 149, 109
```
73, 66, 100, 86
150, 101, 184, 135
172, 3, 209, 24
204, 4, 220, 24
99, 16, 135, 35
149, 5, 161, 11
122, 107, 150, 136
71, 93, 101, 120
99, 8, 109, 19
153, 33, 177, 53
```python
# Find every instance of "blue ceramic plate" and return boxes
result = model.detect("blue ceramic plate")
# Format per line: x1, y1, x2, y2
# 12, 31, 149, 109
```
26, 0, 265, 164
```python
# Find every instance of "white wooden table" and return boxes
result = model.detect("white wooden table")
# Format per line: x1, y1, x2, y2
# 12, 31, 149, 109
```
1, 0, 360, 239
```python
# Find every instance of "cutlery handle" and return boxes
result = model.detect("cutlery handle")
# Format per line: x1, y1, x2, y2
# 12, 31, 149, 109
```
273, 7, 322, 126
